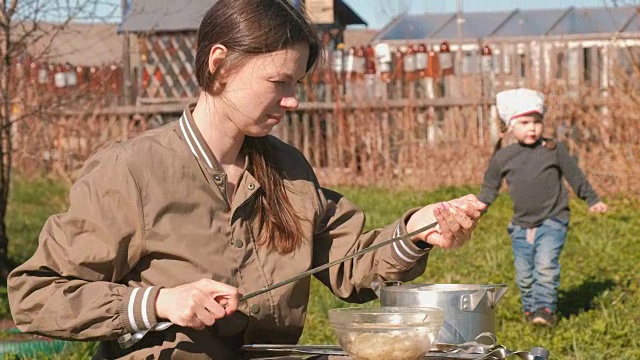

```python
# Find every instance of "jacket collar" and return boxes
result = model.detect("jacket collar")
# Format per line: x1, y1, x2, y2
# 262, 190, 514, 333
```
178, 104, 224, 174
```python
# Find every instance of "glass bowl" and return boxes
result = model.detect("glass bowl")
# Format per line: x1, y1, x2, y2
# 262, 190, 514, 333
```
328, 306, 444, 360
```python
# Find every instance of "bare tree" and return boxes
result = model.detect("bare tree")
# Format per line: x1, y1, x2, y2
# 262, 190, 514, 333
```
0, 0, 117, 279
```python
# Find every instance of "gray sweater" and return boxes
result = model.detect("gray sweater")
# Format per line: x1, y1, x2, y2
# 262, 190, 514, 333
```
478, 140, 600, 228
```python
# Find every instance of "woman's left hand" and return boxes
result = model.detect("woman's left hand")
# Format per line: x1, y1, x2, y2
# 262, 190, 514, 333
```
407, 194, 486, 249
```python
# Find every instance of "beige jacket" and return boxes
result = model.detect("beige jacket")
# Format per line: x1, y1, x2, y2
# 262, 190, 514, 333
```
8, 107, 431, 359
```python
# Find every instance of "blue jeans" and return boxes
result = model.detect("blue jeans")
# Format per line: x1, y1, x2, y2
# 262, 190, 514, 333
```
507, 217, 568, 313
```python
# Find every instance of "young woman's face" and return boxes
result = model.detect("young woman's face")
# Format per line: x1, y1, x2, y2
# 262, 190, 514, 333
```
218, 43, 310, 137
510, 114, 543, 145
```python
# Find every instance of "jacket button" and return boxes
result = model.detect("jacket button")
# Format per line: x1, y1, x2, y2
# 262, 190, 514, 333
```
213, 174, 222, 182
234, 239, 244, 248
250, 304, 260, 314
248, 183, 255, 190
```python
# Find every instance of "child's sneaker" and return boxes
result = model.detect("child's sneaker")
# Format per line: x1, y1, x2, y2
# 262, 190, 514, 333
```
524, 311, 535, 323
532, 307, 556, 327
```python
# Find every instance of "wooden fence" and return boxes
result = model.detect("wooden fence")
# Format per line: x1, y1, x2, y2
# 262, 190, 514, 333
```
12, 84, 639, 194
10, 35, 640, 191
272, 97, 497, 188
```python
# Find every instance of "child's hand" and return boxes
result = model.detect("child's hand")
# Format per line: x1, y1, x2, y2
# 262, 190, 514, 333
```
589, 202, 608, 213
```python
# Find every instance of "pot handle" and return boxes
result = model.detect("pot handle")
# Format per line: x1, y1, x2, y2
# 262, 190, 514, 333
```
485, 284, 508, 308
460, 284, 507, 312
371, 280, 403, 298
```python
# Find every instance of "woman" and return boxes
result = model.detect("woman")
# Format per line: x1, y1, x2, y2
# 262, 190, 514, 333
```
8, 0, 486, 358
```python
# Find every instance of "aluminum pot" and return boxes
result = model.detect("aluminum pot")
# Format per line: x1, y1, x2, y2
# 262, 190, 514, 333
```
374, 282, 507, 345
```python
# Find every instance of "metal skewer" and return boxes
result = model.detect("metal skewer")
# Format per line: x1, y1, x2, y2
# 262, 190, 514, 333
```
118, 219, 438, 349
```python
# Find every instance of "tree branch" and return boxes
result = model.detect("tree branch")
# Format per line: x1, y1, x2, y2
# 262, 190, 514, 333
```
6, 0, 17, 19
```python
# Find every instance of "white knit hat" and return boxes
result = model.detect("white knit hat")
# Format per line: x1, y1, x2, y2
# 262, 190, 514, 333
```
496, 88, 545, 126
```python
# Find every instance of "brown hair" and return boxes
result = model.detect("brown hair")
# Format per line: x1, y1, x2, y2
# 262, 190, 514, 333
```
493, 122, 509, 154
194, 0, 321, 254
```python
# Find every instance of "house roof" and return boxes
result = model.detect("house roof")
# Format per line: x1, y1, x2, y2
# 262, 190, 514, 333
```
375, 13, 453, 42
17, 22, 122, 66
546, 6, 638, 35
119, 0, 366, 34
624, 11, 640, 32
435, 11, 514, 41
332, 0, 367, 26
118, 0, 212, 33
490, 9, 569, 37
373, 6, 640, 43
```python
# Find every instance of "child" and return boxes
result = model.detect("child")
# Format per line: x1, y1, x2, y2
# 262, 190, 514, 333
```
478, 88, 607, 327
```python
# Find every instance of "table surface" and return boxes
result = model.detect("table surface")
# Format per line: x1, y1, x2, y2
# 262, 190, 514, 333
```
248, 354, 485, 360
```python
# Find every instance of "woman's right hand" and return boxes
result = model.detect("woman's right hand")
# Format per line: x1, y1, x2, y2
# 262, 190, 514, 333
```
407, 194, 486, 249
155, 279, 239, 330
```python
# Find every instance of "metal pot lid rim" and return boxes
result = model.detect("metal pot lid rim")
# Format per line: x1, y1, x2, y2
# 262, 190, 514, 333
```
383, 284, 507, 292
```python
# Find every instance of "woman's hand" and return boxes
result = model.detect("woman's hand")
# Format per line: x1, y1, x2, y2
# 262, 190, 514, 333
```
407, 194, 486, 249
589, 201, 608, 213
155, 279, 239, 330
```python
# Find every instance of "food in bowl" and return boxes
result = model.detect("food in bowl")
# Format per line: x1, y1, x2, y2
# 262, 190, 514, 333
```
345, 329, 431, 359
328, 306, 444, 360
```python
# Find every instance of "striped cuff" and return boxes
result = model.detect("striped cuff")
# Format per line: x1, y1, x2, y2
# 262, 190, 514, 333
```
119, 286, 162, 333
391, 210, 433, 266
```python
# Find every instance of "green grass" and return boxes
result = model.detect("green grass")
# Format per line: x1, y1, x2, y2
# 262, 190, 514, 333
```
2, 179, 639, 359
6, 177, 69, 266
299, 187, 640, 360
3, 178, 99, 359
